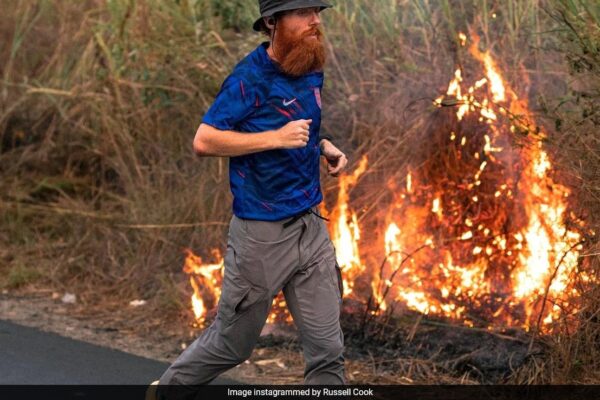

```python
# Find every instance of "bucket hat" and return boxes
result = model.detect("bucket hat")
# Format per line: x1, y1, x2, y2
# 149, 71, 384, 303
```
253, 0, 332, 31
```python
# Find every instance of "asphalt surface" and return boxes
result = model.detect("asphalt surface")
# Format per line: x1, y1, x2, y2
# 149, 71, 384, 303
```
0, 319, 238, 384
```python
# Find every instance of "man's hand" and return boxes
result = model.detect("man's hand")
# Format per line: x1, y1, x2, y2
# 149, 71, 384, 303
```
274, 119, 312, 149
320, 139, 348, 177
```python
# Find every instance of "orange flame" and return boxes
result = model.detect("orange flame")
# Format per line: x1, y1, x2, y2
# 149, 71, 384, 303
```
328, 156, 369, 298
182, 249, 223, 324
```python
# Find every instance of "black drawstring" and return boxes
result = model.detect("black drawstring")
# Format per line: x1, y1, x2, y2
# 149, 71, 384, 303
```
283, 208, 329, 228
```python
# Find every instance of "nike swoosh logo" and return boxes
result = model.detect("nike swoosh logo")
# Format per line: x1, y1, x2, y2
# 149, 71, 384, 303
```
283, 98, 297, 106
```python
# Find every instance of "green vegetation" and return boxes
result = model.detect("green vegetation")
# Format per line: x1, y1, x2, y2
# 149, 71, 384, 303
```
1, 0, 598, 383
3, 262, 42, 289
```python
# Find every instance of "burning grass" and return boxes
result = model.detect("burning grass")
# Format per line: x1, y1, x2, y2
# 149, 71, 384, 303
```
367, 35, 592, 332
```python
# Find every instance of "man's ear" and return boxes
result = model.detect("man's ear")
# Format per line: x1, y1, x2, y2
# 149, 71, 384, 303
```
264, 16, 276, 29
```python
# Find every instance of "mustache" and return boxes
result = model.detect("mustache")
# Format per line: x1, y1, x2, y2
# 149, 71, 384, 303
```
301, 28, 323, 38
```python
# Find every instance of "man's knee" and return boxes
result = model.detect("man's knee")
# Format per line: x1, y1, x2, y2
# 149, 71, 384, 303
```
223, 328, 255, 363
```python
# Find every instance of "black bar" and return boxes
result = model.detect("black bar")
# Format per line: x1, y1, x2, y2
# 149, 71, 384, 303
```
1, 385, 599, 400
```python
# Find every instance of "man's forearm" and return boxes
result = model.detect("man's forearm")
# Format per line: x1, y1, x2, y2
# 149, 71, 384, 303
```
193, 123, 279, 157
319, 138, 332, 154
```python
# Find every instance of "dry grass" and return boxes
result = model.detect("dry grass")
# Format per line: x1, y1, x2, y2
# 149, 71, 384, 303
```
1, 0, 599, 384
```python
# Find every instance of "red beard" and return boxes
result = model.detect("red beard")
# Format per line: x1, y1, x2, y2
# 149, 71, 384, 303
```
273, 26, 326, 77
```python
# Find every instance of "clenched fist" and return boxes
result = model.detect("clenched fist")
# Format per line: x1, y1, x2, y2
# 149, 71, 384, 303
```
274, 119, 312, 149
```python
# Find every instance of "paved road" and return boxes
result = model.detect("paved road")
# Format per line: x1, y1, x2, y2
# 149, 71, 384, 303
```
0, 319, 238, 385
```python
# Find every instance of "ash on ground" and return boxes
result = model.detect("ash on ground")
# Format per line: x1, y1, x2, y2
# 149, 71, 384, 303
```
348, 308, 542, 383
258, 308, 541, 384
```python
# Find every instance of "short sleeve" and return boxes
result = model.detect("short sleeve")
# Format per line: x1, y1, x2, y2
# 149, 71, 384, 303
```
202, 71, 258, 131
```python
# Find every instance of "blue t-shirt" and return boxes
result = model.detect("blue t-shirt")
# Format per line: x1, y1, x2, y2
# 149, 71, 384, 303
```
202, 42, 325, 221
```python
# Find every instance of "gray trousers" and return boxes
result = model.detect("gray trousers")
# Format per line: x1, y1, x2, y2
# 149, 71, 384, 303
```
157, 206, 345, 392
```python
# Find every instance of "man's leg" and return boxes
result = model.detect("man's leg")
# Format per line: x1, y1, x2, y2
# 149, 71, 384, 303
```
156, 214, 306, 396
283, 213, 346, 384
157, 255, 271, 385
156, 217, 272, 392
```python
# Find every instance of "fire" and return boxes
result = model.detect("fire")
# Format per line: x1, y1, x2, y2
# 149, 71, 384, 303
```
182, 249, 223, 324
325, 32, 589, 332
327, 156, 368, 297
182, 32, 590, 333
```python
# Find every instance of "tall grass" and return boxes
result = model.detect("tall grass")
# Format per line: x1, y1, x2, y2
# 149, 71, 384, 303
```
1, 0, 598, 383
